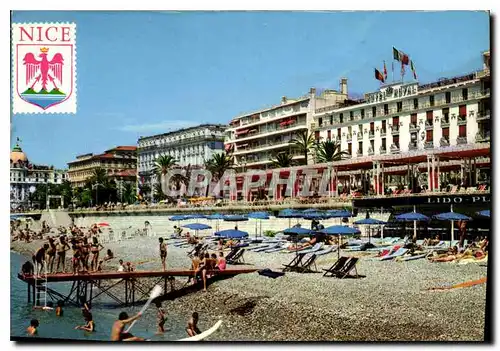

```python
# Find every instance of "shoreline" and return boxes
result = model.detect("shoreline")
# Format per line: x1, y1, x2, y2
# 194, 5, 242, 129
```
10, 237, 487, 341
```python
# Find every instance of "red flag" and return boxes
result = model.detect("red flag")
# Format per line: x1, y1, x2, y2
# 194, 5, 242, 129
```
374, 68, 385, 83
401, 53, 410, 65
383, 61, 388, 80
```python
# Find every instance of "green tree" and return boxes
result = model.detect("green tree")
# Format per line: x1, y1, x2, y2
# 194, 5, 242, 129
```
121, 182, 137, 204
154, 155, 178, 178
291, 131, 317, 165
270, 152, 294, 168
204, 152, 234, 181
314, 140, 349, 163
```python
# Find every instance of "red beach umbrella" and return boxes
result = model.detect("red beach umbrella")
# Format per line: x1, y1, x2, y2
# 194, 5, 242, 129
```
97, 222, 110, 227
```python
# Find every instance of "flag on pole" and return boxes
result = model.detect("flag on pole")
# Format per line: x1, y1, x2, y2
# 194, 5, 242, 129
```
374, 68, 385, 83
410, 60, 417, 80
393, 47, 410, 65
383, 61, 388, 81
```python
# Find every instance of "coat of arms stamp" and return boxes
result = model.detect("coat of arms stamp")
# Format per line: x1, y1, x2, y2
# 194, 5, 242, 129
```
12, 23, 77, 114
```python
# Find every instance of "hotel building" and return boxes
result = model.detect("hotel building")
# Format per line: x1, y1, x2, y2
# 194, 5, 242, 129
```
225, 79, 349, 171
137, 124, 226, 200
67, 146, 137, 188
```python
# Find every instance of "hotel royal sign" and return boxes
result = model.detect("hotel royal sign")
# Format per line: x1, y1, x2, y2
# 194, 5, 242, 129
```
365, 82, 418, 104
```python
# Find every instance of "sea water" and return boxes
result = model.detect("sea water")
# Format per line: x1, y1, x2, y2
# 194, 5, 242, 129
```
10, 252, 188, 341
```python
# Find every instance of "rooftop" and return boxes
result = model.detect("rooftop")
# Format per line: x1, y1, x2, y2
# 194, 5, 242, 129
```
138, 124, 228, 142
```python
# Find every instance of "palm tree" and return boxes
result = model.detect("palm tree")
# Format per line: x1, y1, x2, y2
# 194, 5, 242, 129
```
121, 182, 137, 204
154, 155, 178, 178
291, 131, 317, 165
86, 167, 116, 205
314, 140, 349, 163
204, 152, 234, 181
153, 183, 167, 202
270, 152, 294, 168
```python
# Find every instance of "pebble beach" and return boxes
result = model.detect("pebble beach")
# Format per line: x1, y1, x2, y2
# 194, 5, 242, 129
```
11, 235, 488, 342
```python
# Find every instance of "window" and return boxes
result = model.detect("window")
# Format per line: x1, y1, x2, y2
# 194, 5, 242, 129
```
330, 115, 333, 125
382, 120, 386, 131
393, 136, 400, 147
459, 105, 467, 117
413, 98, 418, 109
430, 95, 435, 106
339, 113, 344, 123
384, 104, 389, 115
370, 122, 374, 131
361, 109, 365, 119
411, 113, 417, 125
337, 128, 341, 138
370, 140, 375, 150
426, 110, 433, 121
358, 125, 363, 134
442, 107, 449, 121
348, 143, 352, 155
462, 88, 468, 101
348, 126, 352, 135
381, 138, 386, 150
442, 127, 449, 137
372, 106, 377, 117
318, 117, 323, 126
426, 130, 433, 141
358, 142, 363, 153
350, 111, 354, 120
459, 125, 467, 137
397, 101, 402, 112
314, 131, 320, 140
327, 130, 331, 140
445, 92, 451, 104
393, 116, 399, 126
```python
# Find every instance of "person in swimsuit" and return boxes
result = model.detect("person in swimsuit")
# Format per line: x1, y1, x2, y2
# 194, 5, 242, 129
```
187, 253, 202, 285
72, 241, 81, 275
56, 236, 70, 273
110, 311, 143, 341
46, 238, 57, 273
159, 237, 167, 271
90, 236, 104, 272
196, 253, 213, 292
186, 312, 201, 337
103, 249, 114, 261
33, 244, 49, 275
80, 238, 90, 273
217, 252, 226, 271
75, 304, 95, 332
55, 300, 64, 317
155, 301, 167, 334
27, 319, 39, 336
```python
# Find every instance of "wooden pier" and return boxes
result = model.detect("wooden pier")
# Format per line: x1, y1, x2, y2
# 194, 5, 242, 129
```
18, 268, 257, 307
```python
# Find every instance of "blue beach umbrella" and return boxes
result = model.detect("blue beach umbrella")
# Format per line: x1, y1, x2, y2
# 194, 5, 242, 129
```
477, 210, 490, 218
169, 215, 188, 221
395, 206, 430, 241
206, 213, 225, 232
283, 227, 314, 235
215, 229, 249, 239
433, 205, 472, 246
302, 208, 321, 214
278, 209, 302, 228
248, 212, 270, 238
354, 213, 387, 244
223, 215, 248, 222
320, 225, 361, 258
182, 223, 212, 237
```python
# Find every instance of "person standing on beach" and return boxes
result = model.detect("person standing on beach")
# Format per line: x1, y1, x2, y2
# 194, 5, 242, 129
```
110, 311, 143, 341
56, 236, 70, 273
159, 237, 167, 271
186, 312, 202, 337
90, 236, 104, 272
27, 319, 39, 336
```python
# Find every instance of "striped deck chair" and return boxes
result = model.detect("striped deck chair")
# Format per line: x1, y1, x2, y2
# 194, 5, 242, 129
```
323, 256, 350, 277
335, 257, 360, 278
295, 246, 335, 273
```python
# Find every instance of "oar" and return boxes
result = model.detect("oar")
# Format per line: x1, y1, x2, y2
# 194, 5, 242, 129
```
125, 285, 163, 333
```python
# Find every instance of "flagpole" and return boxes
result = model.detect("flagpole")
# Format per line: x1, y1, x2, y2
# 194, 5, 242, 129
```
392, 61, 395, 83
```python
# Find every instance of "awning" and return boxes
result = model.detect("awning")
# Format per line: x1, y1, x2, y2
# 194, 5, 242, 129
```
236, 129, 249, 135
225, 144, 233, 151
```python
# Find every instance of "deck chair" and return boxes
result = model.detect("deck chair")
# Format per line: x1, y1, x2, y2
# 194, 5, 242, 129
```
335, 257, 359, 278
323, 256, 350, 277
227, 249, 245, 264
225, 247, 240, 261
379, 248, 409, 261
295, 246, 335, 273
296, 243, 323, 255
282, 253, 306, 272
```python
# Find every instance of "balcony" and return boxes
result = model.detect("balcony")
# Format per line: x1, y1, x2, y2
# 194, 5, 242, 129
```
367, 147, 374, 156
391, 125, 400, 135
368, 131, 375, 139
379, 146, 387, 154
346, 134, 353, 142
475, 132, 491, 143
357, 150, 363, 157
390, 144, 400, 154
408, 142, 418, 151
457, 115, 467, 125
439, 137, 450, 147
425, 121, 434, 130
424, 141, 434, 149
380, 129, 386, 137
357, 133, 363, 140
457, 136, 467, 145
441, 118, 450, 127
476, 111, 491, 121
409, 124, 419, 132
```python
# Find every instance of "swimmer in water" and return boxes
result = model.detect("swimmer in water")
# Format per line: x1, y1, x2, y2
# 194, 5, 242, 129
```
186, 312, 202, 337
110, 311, 143, 341
26, 319, 39, 335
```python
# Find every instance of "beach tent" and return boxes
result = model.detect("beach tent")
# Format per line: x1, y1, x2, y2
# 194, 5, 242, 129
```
477, 210, 490, 218
214, 229, 249, 239
395, 206, 430, 241
320, 225, 361, 258
433, 205, 472, 247
353, 212, 387, 244
248, 212, 270, 238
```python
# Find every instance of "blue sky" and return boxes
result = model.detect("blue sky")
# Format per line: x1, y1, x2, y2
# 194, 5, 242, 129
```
11, 11, 489, 168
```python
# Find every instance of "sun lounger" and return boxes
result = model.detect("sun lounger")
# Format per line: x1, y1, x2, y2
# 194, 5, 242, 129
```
264, 245, 284, 253
252, 244, 275, 253
335, 257, 359, 278
227, 248, 245, 265
282, 253, 307, 272
399, 253, 429, 261
379, 248, 409, 261
296, 243, 323, 255
323, 256, 350, 277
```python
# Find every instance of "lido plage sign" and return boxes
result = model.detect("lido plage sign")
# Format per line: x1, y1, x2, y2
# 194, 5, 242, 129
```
365, 82, 418, 104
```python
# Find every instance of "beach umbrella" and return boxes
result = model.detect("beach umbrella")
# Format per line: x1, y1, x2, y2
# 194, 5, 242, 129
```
223, 215, 248, 222
169, 215, 188, 221
477, 210, 490, 218
302, 208, 320, 213
214, 229, 249, 239
283, 227, 314, 235
206, 213, 224, 232
320, 225, 361, 258
353, 212, 387, 244
433, 205, 472, 247
182, 223, 212, 237
97, 222, 110, 227
278, 209, 303, 227
395, 206, 430, 242
326, 209, 354, 225
248, 212, 270, 238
